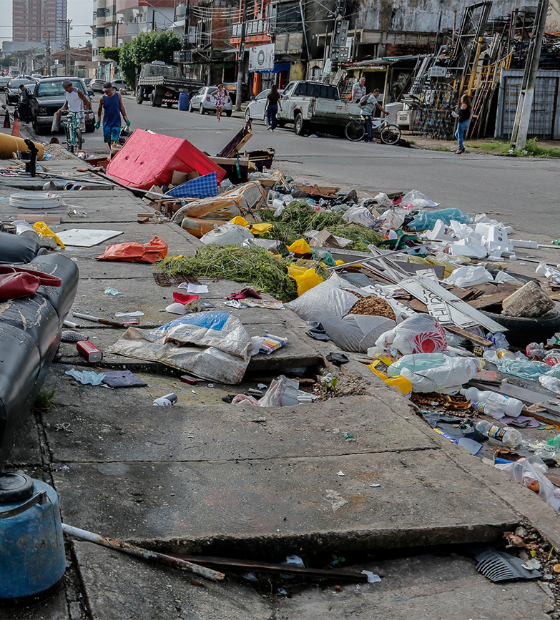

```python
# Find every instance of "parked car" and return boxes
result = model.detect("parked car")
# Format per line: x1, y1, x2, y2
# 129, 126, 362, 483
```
90, 79, 105, 92
244, 88, 284, 123
111, 79, 128, 91
83, 78, 93, 86
31, 74, 43, 81
189, 86, 233, 116
0, 77, 11, 91
29, 77, 95, 135
6, 78, 35, 105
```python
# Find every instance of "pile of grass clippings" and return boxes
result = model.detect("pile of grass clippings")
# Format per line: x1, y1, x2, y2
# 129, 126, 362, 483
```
157, 245, 298, 302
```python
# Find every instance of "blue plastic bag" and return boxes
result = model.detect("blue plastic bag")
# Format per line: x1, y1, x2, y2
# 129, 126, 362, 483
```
409, 208, 472, 231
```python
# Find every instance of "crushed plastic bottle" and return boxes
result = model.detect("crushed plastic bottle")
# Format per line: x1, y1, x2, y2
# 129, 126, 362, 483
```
153, 393, 178, 406
476, 420, 523, 448
461, 387, 522, 419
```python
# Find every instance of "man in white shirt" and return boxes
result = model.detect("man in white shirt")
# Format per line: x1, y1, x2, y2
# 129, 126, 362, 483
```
54, 79, 92, 132
352, 77, 366, 103
360, 89, 388, 143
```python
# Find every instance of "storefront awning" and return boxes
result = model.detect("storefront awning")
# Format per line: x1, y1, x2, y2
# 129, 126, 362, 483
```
252, 62, 291, 74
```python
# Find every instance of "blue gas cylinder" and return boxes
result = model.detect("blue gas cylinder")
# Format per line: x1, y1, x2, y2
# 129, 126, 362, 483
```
179, 92, 190, 111
0, 473, 66, 604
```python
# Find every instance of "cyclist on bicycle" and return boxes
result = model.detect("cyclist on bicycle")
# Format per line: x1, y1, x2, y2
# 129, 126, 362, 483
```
360, 88, 388, 143
95, 82, 130, 150
53, 79, 92, 132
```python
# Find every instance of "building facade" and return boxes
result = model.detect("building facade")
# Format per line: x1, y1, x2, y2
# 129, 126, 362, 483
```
12, 0, 66, 49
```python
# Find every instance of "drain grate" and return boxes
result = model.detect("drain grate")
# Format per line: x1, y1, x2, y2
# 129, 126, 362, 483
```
472, 547, 541, 582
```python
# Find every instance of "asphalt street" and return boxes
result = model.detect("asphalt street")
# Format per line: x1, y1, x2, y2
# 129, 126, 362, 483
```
11, 90, 560, 239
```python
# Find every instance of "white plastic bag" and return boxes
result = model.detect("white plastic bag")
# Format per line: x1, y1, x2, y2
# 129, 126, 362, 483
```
374, 192, 393, 208
108, 312, 252, 384
342, 206, 379, 228
495, 457, 560, 510
443, 265, 494, 288
402, 189, 439, 209
200, 222, 254, 245
388, 353, 479, 394
375, 314, 447, 355
379, 209, 406, 230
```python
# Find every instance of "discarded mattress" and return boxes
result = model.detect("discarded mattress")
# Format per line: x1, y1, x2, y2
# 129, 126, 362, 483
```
108, 312, 253, 384
106, 129, 226, 190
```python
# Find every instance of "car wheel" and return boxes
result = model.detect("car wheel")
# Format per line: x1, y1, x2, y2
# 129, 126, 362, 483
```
244, 108, 251, 122
199, 103, 205, 115
136, 88, 144, 104
225, 110, 232, 117
189, 101, 194, 113
294, 113, 308, 136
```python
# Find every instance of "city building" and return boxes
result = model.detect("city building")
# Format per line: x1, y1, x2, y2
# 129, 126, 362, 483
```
116, 0, 176, 43
12, 0, 66, 50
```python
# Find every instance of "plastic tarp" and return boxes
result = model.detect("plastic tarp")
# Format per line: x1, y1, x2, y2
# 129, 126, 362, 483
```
107, 311, 252, 384
106, 129, 226, 190
96, 236, 168, 264
409, 208, 471, 231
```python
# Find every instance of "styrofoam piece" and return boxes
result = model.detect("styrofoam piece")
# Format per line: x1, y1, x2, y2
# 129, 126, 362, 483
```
56, 229, 124, 247
511, 239, 539, 249
425, 220, 453, 241
448, 244, 487, 259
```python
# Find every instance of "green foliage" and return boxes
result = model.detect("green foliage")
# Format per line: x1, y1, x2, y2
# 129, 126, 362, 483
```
157, 245, 298, 302
104, 31, 182, 89
100, 46, 121, 63
0, 57, 11, 67
34, 389, 56, 410
467, 137, 560, 158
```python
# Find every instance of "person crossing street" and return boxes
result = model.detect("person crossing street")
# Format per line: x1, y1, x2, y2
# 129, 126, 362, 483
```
95, 82, 130, 150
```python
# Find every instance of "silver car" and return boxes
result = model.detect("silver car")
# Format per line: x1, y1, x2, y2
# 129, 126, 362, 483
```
189, 86, 233, 116
245, 88, 284, 123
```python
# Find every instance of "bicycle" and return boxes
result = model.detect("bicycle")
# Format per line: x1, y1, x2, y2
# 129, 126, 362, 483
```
345, 114, 402, 145
62, 111, 83, 154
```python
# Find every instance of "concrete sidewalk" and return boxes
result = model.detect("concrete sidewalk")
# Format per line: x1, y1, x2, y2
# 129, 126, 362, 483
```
0, 159, 558, 619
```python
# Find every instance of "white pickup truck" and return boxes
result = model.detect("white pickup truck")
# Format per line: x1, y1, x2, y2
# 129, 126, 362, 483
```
276, 80, 361, 135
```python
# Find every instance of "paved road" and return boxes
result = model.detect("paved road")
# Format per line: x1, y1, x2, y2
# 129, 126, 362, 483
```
14, 91, 560, 239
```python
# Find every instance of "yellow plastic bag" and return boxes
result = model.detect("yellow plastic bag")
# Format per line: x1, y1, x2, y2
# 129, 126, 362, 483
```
33, 221, 65, 249
229, 216, 249, 227
250, 223, 273, 235
290, 267, 323, 296
287, 238, 311, 255
367, 362, 412, 397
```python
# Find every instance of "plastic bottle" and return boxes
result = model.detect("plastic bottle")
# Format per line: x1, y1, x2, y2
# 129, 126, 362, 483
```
475, 420, 523, 448
153, 393, 178, 406
461, 387, 523, 419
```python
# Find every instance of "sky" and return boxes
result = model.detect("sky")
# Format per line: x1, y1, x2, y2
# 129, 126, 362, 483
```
0, 0, 94, 45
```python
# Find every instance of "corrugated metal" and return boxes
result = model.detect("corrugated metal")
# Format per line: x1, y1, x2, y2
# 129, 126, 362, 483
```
495, 69, 560, 140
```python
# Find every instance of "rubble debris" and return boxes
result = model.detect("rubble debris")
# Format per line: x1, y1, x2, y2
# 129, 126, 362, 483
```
502, 281, 555, 318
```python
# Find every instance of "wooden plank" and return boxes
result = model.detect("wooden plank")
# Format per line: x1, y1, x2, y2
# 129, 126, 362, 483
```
12, 213, 61, 224
445, 325, 494, 347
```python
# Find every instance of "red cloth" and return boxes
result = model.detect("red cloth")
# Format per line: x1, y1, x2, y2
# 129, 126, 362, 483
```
227, 288, 262, 300
96, 236, 168, 264
172, 292, 199, 304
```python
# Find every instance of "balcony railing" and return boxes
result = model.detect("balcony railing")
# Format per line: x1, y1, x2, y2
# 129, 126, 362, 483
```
231, 18, 274, 39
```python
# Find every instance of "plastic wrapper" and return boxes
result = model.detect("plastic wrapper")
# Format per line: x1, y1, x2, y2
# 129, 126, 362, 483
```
401, 189, 439, 209
342, 206, 379, 228
379, 209, 406, 230
539, 375, 560, 395
443, 265, 493, 288
108, 311, 252, 384
409, 208, 471, 231
375, 314, 447, 355
545, 350, 560, 366
496, 358, 549, 380
388, 353, 480, 394
33, 221, 65, 249
287, 238, 312, 255
373, 192, 393, 208
526, 342, 547, 359
495, 457, 560, 510
96, 236, 168, 263
536, 262, 560, 285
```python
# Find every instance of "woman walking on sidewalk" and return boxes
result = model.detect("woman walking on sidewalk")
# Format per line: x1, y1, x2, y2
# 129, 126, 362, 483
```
214, 84, 226, 121
453, 93, 471, 154
265, 84, 282, 131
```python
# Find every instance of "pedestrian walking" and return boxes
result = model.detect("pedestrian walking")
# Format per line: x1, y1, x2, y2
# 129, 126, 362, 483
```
452, 93, 471, 154
95, 82, 130, 150
352, 77, 366, 103
18, 84, 32, 123
214, 84, 226, 121
53, 79, 92, 132
359, 88, 388, 143
265, 84, 282, 131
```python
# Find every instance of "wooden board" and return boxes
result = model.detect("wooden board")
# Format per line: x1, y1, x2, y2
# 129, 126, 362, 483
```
12, 213, 61, 224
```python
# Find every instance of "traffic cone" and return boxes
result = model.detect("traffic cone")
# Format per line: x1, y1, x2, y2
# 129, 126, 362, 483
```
3, 109, 10, 129
11, 116, 19, 137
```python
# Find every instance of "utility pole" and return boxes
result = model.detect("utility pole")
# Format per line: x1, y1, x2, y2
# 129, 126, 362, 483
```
510, 0, 549, 152
152, 8, 156, 32
65, 19, 71, 76
46, 32, 51, 77
235, 0, 248, 112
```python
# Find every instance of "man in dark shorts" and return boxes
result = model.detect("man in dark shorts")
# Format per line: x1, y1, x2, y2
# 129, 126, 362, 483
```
95, 82, 130, 149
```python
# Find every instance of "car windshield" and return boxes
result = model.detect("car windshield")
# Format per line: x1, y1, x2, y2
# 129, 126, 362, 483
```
9, 80, 34, 89
36, 80, 84, 97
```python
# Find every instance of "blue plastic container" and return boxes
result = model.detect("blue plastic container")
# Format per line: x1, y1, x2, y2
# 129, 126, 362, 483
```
0, 475, 66, 603
178, 92, 190, 111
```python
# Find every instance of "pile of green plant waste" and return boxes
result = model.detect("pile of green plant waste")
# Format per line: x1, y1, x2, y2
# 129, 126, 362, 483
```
157, 245, 298, 302
327, 224, 388, 252
259, 201, 388, 250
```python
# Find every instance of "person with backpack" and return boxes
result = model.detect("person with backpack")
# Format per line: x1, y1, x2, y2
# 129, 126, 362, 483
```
358, 88, 388, 143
